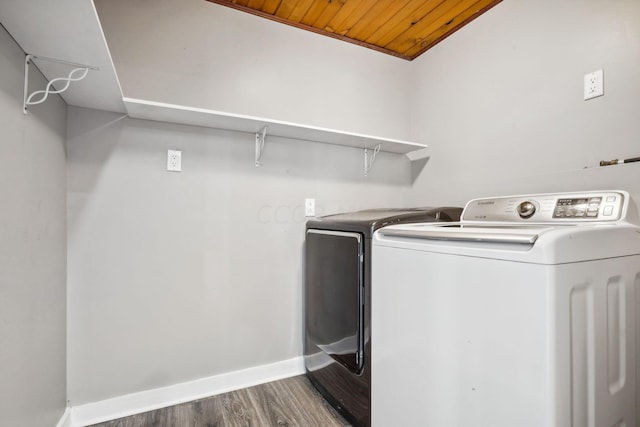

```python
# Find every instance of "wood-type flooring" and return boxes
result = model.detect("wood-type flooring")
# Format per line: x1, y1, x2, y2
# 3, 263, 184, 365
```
89, 375, 351, 427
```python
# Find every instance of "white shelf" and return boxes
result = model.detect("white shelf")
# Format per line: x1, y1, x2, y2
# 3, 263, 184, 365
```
123, 97, 428, 156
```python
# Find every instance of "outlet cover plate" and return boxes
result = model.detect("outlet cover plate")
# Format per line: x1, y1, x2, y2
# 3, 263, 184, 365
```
167, 149, 182, 172
584, 69, 604, 100
305, 198, 316, 217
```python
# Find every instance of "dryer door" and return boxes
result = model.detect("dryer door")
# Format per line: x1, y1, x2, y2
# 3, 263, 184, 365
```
305, 229, 364, 374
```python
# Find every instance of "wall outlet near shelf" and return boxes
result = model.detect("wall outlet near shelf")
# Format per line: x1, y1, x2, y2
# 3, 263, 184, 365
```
305, 198, 316, 217
167, 149, 182, 172
584, 69, 604, 100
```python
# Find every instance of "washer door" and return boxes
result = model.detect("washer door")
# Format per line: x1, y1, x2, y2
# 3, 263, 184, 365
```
305, 229, 364, 374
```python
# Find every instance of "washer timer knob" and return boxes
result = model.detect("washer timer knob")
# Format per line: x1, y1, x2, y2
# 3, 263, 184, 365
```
517, 201, 536, 219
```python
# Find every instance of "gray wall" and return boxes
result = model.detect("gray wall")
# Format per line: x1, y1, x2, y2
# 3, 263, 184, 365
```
66, 107, 409, 405
94, 0, 413, 141
69, 0, 640, 407
0, 24, 67, 426
405, 0, 640, 207
68, 0, 415, 406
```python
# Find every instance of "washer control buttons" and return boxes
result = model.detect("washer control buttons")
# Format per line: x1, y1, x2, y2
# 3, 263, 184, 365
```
603, 206, 614, 216
554, 197, 603, 219
517, 201, 536, 219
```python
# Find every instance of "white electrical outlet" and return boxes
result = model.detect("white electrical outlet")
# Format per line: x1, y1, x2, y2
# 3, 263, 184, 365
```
167, 149, 182, 172
305, 198, 316, 217
584, 69, 604, 100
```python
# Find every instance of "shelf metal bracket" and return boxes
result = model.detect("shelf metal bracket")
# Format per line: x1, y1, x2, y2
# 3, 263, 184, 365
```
23, 54, 98, 114
364, 143, 382, 176
255, 126, 267, 166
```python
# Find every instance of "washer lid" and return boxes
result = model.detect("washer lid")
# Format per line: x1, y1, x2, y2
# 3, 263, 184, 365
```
375, 221, 640, 264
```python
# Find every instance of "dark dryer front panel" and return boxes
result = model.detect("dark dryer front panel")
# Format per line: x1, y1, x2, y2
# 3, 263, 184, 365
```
304, 207, 464, 427
305, 229, 364, 374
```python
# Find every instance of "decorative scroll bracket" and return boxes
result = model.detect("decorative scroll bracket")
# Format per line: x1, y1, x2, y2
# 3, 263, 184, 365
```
23, 54, 98, 114
364, 143, 382, 176
255, 126, 267, 166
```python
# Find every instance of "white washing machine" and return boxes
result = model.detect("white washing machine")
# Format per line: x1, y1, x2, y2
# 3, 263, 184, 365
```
371, 191, 640, 427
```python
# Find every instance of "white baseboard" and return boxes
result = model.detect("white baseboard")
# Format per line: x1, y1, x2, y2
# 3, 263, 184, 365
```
56, 407, 72, 427
69, 356, 304, 427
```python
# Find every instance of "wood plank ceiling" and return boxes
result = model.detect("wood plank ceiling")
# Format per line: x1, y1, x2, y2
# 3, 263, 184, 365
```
206, 0, 502, 60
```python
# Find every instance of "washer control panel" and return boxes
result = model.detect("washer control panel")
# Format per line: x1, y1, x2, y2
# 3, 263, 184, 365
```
553, 196, 605, 219
463, 191, 626, 223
